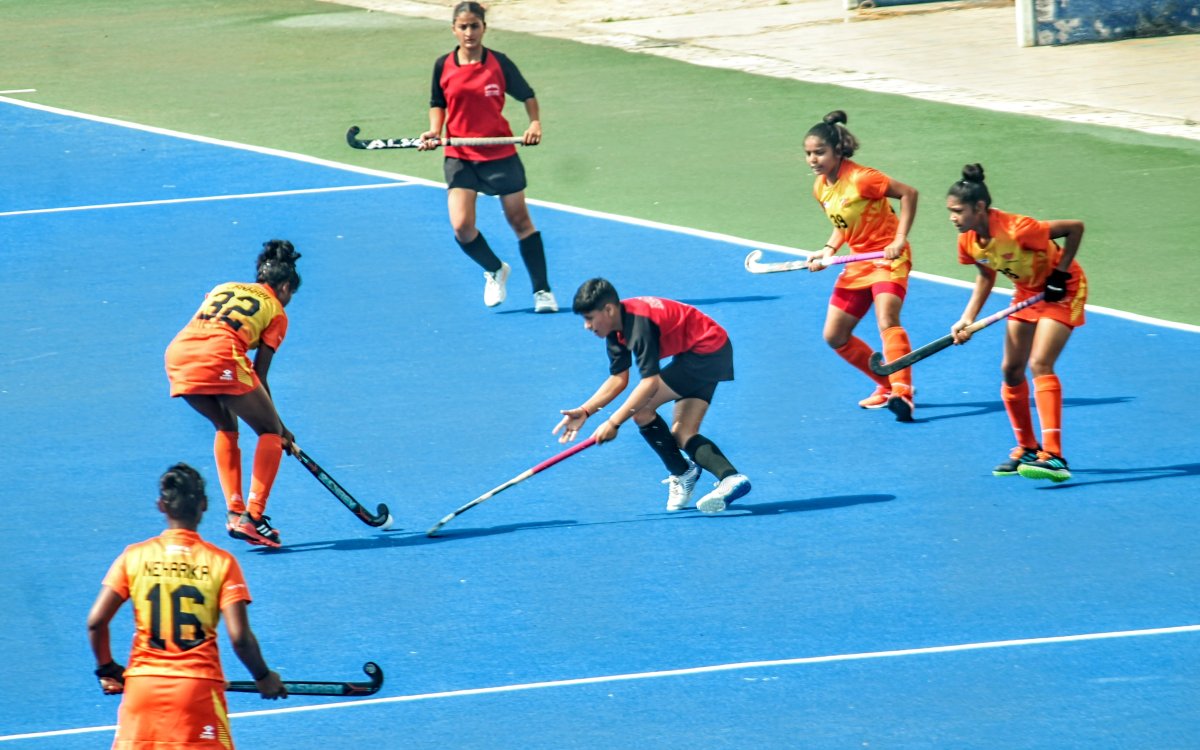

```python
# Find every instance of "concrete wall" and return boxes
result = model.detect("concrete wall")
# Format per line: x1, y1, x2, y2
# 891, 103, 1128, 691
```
1017, 0, 1200, 46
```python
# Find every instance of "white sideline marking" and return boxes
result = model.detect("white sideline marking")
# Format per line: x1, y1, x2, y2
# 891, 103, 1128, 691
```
1, 95, 1197, 334
0, 182, 411, 217
0, 89, 37, 94
4, 624, 1197, 742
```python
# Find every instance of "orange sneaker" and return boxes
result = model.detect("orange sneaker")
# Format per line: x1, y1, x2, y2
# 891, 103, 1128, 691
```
236, 512, 281, 548
858, 385, 891, 409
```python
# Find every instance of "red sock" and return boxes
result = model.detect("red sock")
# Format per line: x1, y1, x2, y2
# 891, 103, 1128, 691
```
213, 431, 245, 513
1001, 381, 1039, 449
247, 433, 283, 518
835, 336, 889, 388
1033, 374, 1064, 456
882, 326, 913, 395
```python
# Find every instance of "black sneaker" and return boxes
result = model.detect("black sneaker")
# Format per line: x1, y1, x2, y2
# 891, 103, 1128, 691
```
993, 446, 1041, 476
1018, 452, 1071, 482
236, 512, 282, 547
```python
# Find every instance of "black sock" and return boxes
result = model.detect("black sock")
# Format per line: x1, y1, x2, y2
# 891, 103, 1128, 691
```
456, 231, 502, 273
684, 434, 737, 481
518, 231, 549, 293
639, 414, 689, 476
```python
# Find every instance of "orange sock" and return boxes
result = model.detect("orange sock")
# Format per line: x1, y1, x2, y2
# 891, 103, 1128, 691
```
882, 326, 913, 395
1001, 381, 1039, 449
834, 336, 889, 388
1033, 374, 1063, 456
247, 433, 283, 518
213, 431, 245, 514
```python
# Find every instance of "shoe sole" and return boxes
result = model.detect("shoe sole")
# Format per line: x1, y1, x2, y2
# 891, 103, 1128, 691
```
1017, 466, 1071, 482
697, 478, 751, 514
859, 401, 889, 410
236, 522, 282, 548
992, 469, 1020, 477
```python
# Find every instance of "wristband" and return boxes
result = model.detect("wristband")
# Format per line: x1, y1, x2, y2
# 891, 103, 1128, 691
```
253, 667, 271, 682
95, 661, 125, 683
823, 244, 836, 251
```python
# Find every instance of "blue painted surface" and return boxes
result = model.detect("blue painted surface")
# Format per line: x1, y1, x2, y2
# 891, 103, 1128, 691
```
2, 102, 1198, 748
1030, 0, 1200, 45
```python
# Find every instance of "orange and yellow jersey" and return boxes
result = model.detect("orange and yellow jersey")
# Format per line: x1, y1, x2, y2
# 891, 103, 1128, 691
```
170, 281, 288, 355
957, 208, 1085, 295
101, 529, 251, 681
813, 159, 911, 289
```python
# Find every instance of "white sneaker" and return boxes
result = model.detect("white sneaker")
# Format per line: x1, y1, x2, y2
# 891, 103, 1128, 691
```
695, 473, 751, 514
483, 262, 511, 307
533, 289, 558, 313
662, 460, 701, 511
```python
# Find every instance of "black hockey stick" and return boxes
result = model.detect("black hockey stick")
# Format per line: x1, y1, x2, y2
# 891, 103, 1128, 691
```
346, 125, 526, 150
868, 293, 1046, 376
228, 661, 384, 696
292, 446, 394, 529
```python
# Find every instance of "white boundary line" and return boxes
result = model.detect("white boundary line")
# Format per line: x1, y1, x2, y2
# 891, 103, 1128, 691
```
4, 623, 1197, 742
0, 183, 412, 217
3, 93, 1197, 336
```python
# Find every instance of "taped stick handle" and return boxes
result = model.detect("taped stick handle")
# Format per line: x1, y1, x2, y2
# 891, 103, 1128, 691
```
426, 437, 598, 536
819, 250, 886, 267
868, 293, 1047, 376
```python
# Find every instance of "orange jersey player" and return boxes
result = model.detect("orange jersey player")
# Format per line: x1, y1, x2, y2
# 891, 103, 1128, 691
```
803, 110, 920, 422
87, 463, 286, 749
164, 239, 301, 547
947, 163, 1087, 482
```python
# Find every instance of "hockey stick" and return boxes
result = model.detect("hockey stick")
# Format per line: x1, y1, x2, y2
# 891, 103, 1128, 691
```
426, 437, 598, 537
744, 250, 886, 274
346, 125, 527, 150
292, 446, 394, 529
227, 661, 384, 697
868, 293, 1047, 376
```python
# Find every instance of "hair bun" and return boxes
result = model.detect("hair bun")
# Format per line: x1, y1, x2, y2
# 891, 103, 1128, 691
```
961, 163, 986, 184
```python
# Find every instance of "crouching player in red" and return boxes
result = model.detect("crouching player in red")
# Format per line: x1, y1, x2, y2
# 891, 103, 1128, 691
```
554, 278, 751, 513
87, 463, 286, 749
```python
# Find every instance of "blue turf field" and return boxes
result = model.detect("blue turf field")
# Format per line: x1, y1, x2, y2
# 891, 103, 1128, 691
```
2, 99, 1198, 749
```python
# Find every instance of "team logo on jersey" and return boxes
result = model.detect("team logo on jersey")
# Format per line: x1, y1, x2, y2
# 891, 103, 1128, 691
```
977, 258, 990, 265
484, 83, 501, 97
199, 725, 216, 740
220, 369, 233, 381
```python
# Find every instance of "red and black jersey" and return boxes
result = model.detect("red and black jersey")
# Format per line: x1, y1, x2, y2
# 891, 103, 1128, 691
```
606, 297, 729, 378
430, 47, 535, 162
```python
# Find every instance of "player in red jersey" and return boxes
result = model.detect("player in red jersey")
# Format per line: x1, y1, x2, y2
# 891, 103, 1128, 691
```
803, 110, 920, 422
87, 463, 286, 749
417, 1, 556, 313
554, 278, 751, 513
947, 164, 1086, 482
164, 240, 300, 547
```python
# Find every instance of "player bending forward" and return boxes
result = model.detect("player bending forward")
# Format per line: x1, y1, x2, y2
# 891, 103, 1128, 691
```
554, 278, 751, 513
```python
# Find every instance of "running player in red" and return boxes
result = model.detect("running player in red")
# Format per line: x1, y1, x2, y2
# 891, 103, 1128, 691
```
417, 1, 556, 313
554, 278, 751, 513
164, 239, 300, 547
86, 463, 286, 749
803, 110, 920, 422
947, 164, 1085, 482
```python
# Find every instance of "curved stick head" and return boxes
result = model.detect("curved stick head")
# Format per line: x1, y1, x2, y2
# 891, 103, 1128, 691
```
744, 250, 763, 270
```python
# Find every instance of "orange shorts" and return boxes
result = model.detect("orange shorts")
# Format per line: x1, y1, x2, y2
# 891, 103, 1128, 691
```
113, 675, 234, 749
1011, 274, 1088, 329
165, 334, 259, 397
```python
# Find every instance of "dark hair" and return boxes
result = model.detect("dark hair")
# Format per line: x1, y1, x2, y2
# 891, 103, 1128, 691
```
572, 277, 620, 314
256, 239, 302, 293
947, 163, 991, 208
453, 2, 486, 21
159, 462, 207, 520
805, 110, 859, 158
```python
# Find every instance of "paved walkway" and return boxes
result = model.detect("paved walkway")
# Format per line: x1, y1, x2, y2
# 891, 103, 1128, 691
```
326, 0, 1200, 141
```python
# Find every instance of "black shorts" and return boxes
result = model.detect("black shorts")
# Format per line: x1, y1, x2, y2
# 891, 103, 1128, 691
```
659, 340, 734, 404
444, 154, 527, 196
